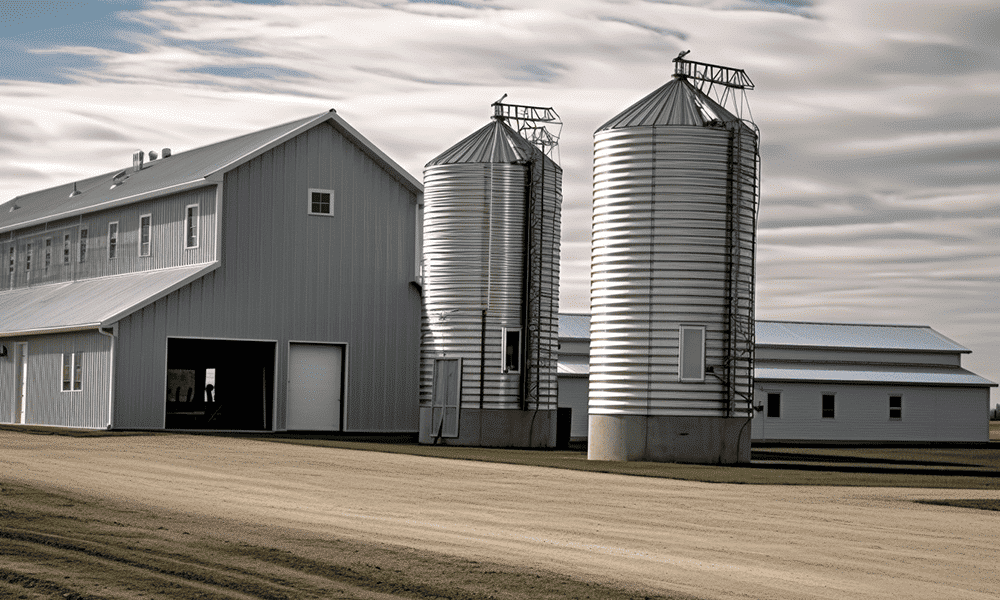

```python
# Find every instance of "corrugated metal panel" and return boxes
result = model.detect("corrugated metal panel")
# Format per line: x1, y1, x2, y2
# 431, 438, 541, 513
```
756, 366, 996, 387
0, 263, 216, 335
113, 121, 421, 432
0, 331, 111, 428
756, 321, 970, 353
597, 78, 741, 130
558, 362, 589, 376
558, 313, 590, 340
590, 122, 756, 418
420, 121, 561, 414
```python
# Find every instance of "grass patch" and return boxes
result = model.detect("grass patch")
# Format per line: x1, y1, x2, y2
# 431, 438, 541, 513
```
914, 499, 1000, 512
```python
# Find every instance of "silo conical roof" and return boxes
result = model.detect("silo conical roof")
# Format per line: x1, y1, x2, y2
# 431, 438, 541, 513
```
596, 76, 740, 131
426, 119, 538, 166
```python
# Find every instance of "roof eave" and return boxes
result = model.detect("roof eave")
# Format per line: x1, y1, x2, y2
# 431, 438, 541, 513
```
756, 343, 971, 354
99, 261, 220, 327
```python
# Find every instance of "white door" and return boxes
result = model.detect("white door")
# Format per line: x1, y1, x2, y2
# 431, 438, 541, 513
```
287, 343, 343, 431
17, 343, 27, 424
431, 358, 461, 438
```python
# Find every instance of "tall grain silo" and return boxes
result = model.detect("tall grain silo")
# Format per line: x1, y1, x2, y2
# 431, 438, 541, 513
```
589, 54, 759, 463
419, 100, 562, 447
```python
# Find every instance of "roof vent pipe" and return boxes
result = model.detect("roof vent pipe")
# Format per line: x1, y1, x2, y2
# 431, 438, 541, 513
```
148, 150, 158, 161
133, 150, 144, 171
69, 182, 81, 197
161, 148, 171, 158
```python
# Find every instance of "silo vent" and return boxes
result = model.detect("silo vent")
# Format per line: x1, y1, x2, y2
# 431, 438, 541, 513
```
148, 150, 159, 161
162, 148, 172, 158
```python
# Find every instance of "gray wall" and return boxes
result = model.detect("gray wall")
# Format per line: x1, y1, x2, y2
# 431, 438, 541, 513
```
114, 121, 421, 432
0, 331, 111, 428
751, 382, 989, 442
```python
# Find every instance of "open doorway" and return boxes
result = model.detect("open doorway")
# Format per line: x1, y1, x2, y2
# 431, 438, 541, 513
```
165, 338, 275, 430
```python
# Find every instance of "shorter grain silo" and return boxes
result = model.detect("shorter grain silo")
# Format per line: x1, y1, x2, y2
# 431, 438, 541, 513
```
589, 55, 758, 463
419, 103, 561, 447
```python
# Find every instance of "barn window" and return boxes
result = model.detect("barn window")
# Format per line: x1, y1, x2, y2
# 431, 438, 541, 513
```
679, 325, 706, 382
822, 394, 835, 419
889, 395, 902, 420
79, 227, 88, 262
24, 243, 31, 272
8, 246, 14, 285
309, 189, 333, 216
63, 233, 71, 265
502, 327, 521, 374
767, 392, 781, 418
108, 222, 118, 259
44, 238, 52, 271
185, 205, 199, 249
62, 352, 83, 392
139, 214, 152, 257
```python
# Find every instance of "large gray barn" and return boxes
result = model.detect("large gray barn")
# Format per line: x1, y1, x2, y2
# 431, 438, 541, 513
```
0, 110, 423, 432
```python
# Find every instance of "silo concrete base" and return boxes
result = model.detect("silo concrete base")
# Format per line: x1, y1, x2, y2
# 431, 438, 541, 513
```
587, 415, 751, 464
418, 407, 557, 448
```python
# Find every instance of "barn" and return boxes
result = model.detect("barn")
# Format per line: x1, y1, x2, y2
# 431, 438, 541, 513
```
0, 110, 423, 432
557, 314, 995, 444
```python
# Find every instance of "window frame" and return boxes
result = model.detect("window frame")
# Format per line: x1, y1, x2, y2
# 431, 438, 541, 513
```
766, 392, 781, 418
889, 395, 902, 420
139, 214, 152, 257
79, 227, 88, 263
63, 233, 71, 265
44, 237, 52, 271
821, 393, 836, 419
501, 327, 522, 374
8, 245, 15, 285
61, 352, 83, 392
185, 204, 200, 249
308, 188, 334, 217
108, 221, 119, 260
24, 242, 31, 273
678, 324, 706, 382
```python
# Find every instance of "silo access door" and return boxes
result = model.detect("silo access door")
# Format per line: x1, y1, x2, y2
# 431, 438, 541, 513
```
431, 358, 461, 438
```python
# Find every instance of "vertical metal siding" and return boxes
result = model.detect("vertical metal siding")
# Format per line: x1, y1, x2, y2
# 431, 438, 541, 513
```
590, 125, 757, 418
113, 122, 421, 432
0, 331, 110, 428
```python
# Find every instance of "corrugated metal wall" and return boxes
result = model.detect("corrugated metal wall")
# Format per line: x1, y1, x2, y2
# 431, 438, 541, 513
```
114, 121, 421, 432
1, 188, 216, 289
0, 331, 111, 428
590, 125, 756, 417
750, 383, 989, 442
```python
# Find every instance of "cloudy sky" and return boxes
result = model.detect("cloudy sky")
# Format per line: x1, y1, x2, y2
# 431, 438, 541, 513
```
1, 0, 997, 402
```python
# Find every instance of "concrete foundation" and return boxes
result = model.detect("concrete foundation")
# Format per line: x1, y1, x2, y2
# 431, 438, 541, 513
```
418, 407, 557, 448
587, 415, 752, 464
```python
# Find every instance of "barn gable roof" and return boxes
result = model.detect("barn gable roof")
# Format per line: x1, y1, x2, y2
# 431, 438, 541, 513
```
0, 109, 421, 234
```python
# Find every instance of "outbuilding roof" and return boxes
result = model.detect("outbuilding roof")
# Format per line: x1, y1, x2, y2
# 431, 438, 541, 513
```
756, 321, 970, 353
0, 263, 217, 336
1, 109, 421, 234
756, 366, 996, 387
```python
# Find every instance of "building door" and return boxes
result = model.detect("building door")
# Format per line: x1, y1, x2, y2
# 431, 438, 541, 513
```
17, 343, 27, 424
287, 343, 343, 431
431, 358, 461, 438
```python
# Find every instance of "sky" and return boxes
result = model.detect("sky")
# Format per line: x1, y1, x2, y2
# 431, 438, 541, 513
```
1, 0, 997, 404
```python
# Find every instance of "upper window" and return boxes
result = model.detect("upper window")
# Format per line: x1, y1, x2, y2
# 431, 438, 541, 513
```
679, 325, 706, 382
185, 205, 199, 249
309, 189, 333, 216
8, 246, 14, 282
108, 222, 119, 259
24, 243, 31, 272
44, 238, 52, 271
139, 214, 152, 257
822, 394, 835, 419
889, 395, 902, 420
502, 327, 522, 374
63, 233, 71, 265
767, 392, 781, 418
79, 227, 88, 263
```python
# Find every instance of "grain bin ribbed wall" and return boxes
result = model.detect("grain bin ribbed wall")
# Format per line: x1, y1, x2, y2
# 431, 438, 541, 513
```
588, 76, 757, 463
419, 119, 561, 447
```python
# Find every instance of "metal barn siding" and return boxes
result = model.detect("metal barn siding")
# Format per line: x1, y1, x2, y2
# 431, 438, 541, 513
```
113, 121, 421, 432
0, 331, 111, 428
3, 188, 216, 289
420, 118, 561, 447
589, 72, 758, 463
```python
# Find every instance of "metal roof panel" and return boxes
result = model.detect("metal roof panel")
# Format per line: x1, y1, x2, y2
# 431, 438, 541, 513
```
756, 321, 970, 353
756, 366, 996, 387
596, 77, 741, 131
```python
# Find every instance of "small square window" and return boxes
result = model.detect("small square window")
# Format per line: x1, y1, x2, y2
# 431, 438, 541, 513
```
62, 352, 83, 392
767, 392, 781, 418
889, 395, 902, 420
822, 394, 835, 419
309, 189, 333, 216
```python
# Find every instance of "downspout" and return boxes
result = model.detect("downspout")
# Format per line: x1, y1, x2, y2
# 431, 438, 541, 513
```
99, 324, 117, 429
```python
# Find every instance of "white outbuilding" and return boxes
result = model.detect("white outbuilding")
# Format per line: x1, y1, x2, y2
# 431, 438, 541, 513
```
558, 315, 996, 445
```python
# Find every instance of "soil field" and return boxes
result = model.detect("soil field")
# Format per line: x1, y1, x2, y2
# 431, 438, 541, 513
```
2, 430, 1000, 599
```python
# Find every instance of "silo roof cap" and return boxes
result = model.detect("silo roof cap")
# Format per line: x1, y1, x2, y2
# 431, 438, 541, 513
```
426, 119, 538, 166
597, 76, 741, 132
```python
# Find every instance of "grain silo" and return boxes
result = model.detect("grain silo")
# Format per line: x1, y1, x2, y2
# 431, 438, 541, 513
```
419, 100, 562, 447
588, 54, 759, 463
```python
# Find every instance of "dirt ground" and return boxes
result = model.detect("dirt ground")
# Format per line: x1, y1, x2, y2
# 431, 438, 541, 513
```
2, 430, 999, 599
